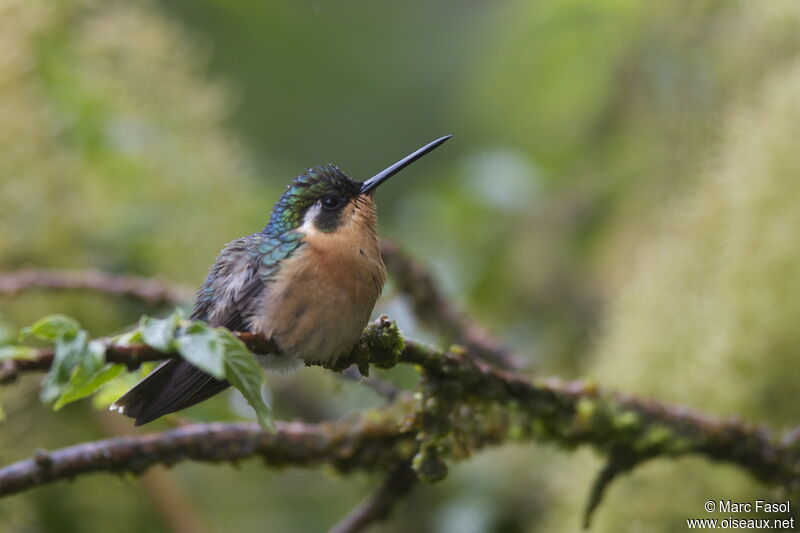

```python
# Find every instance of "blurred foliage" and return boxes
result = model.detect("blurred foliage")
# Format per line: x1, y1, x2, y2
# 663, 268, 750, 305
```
2, 0, 800, 531
0, 0, 260, 294
543, 46, 800, 533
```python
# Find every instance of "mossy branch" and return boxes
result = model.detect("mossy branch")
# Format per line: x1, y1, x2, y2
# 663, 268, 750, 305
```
0, 417, 417, 498
2, 264, 799, 528
2, 315, 799, 506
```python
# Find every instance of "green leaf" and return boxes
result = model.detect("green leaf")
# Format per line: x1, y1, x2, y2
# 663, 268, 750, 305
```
81, 339, 106, 375
20, 315, 80, 342
0, 403, 5, 422
40, 329, 88, 404
175, 322, 225, 379
0, 345, 39, 361
111, 329, 143, 345
54, 364, 124, 410
52, 330, 89, 381
51, 339, 108, 409
140, 310, 182, 352
219, 329, 273, 431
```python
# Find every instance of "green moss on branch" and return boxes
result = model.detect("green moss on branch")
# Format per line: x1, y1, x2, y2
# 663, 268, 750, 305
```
1, 315, 799, 510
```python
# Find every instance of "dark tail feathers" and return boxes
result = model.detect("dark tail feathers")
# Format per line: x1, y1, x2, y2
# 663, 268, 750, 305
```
110, 359, 230, 426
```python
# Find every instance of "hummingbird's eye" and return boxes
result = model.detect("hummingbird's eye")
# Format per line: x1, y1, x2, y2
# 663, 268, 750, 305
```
321, 196, 344, 210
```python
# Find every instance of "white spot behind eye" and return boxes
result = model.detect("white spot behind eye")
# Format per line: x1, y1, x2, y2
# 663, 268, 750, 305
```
302, 203, 322, 226
299, 203, 322, 235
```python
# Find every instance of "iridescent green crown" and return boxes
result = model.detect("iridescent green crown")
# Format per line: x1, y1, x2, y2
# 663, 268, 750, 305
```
265, 166, 360, 235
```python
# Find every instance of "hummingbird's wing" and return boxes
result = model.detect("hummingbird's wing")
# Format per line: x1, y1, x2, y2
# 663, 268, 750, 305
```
112, 232, 304, 425
192, 241, 262, 327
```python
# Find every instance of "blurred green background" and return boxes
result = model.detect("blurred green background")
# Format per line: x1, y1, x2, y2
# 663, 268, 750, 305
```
3, 0, 800, 531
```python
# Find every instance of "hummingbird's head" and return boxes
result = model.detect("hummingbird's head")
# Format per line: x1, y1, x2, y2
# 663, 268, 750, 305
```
266, 135, 451, 236
266, 166, 363, 235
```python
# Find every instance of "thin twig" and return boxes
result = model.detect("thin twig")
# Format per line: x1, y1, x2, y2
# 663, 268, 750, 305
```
0, 331, 279, 384
328, 463, 417, 533
0, 269, 192, 306
379, 240, 522, 369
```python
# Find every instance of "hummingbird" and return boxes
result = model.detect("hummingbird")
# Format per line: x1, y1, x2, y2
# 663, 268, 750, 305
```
111, 135, 451, 425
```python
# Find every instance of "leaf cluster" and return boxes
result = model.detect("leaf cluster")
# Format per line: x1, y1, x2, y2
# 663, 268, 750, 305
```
1, 311, 273, 429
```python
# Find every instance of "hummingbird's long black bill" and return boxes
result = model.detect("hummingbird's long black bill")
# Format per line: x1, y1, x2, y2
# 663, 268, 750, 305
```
360, 135, 452, 194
